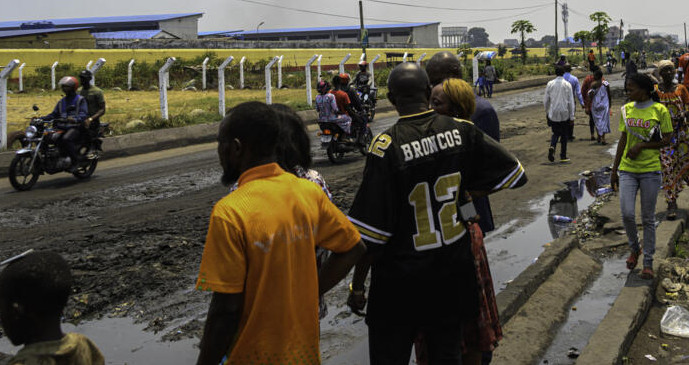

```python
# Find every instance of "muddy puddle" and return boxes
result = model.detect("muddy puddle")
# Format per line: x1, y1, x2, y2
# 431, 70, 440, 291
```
0, 317, 198, 364
540, 256, 628, 365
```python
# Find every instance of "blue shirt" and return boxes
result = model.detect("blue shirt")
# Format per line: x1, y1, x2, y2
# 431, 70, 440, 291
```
563, 72, 584, 107
44, 94, 88, 124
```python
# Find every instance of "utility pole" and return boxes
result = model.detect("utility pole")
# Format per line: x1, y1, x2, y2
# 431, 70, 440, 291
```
619, 19, 624, 45
685, 22, 687, 50
554, 0, 558, 59
359, 0, 367, 60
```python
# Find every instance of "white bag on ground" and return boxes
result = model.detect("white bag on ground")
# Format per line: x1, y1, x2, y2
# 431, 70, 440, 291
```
660, 305, 689, 338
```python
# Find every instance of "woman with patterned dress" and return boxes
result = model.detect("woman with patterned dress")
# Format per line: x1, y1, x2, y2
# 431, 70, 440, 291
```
588, 69, 612, 144
655, 60, 689, 220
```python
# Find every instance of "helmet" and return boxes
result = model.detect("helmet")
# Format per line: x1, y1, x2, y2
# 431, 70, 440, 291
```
358, 60, 368, 67
58, 76, 79, 91
79, 69, 93, 81
340, 73, 351, 83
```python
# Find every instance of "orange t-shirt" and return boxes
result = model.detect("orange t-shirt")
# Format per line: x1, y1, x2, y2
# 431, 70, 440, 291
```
588, 53, 596, 62
679, 53, 689, 89
196, 163, 360, 365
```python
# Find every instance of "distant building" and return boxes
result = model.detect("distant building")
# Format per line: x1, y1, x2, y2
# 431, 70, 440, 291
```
606, 26, 623, 47
628, 28, 650, 40
0, 13, 203, 40
503, 38, 519, 48
202, 22, 440, 48
0, 27, 94, 48
441, 26, 467, 47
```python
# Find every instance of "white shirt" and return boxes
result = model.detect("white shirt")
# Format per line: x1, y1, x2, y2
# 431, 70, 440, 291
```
544, 76, 575, 122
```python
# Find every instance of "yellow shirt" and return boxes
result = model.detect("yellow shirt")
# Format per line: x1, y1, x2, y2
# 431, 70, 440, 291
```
196, 163, 360, 365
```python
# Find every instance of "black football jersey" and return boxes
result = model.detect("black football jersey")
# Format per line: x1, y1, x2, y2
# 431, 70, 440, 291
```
348, 110, 527, 325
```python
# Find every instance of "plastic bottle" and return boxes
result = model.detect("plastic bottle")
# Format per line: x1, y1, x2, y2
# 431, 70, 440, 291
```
553, 215, 574, 223
595, 187, 614, 196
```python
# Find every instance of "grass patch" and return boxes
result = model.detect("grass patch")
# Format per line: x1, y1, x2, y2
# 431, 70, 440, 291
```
675, 231, 689, 259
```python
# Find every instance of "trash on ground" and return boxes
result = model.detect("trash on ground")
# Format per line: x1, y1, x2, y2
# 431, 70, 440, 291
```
645, 354, 657, 361
662, 278, 683, 293
566, 347, 580, 358
660, 305, 689, 338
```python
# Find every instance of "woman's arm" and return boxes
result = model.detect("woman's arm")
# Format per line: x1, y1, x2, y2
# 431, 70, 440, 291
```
611, 132, 627, 191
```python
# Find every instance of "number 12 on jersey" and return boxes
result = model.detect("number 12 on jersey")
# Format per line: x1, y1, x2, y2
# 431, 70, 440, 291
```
408, 172, 466, 251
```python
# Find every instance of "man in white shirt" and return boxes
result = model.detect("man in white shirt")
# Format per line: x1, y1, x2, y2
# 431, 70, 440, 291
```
544, 65, 575, 163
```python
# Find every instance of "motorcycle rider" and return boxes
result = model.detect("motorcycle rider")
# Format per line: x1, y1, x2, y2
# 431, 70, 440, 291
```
78, 70, 106, 154
339, 73, 367, 135
43, 76, 88, 172
354, 61, 373, 91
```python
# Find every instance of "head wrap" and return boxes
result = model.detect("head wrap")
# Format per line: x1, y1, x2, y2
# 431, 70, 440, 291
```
657, 60, 675, 72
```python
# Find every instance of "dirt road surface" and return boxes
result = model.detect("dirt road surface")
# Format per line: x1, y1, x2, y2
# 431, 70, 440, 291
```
0, 75, 628, 363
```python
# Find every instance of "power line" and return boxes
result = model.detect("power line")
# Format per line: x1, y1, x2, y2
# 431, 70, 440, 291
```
365, 0, 551, 12
236, 0, 410, 24
458, 6, 550, 25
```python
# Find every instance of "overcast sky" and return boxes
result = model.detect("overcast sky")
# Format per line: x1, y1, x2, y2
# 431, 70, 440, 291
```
1, 0, 687, 44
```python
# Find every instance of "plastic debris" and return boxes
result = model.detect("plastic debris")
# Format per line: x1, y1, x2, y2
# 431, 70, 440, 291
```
661, 343, 669, 350
662, 278, 682, 293
660, 305, 689, 338
553, 215, 574, 223
595, 187, 614, 196
645, 354, 657, 361
572, 306, 577, 311
567, 347, 580, 358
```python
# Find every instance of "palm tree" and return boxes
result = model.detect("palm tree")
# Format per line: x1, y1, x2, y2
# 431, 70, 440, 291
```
573, 30, 591, 58
589, 11, 612, 62
511, 20, 537, 64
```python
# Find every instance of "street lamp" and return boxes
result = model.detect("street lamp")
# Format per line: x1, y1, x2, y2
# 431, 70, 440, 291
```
256, 21, 265, 35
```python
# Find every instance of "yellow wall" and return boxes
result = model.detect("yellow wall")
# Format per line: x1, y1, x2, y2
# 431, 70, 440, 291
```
0, 30, 94, 50
0, 46, 556, 76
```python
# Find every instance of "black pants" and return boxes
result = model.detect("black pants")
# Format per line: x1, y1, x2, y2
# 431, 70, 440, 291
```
550, 121, 570, 159
57, 128, 82, 164
368, 322, 463, 365
588, 113, 595, 136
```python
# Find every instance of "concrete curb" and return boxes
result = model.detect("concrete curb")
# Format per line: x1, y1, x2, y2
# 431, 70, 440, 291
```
576, 211, 684, 364
495, 235, 578, 325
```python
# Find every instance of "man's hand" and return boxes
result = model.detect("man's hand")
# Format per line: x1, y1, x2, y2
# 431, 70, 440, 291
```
627, 144, 642, 160
347, 290, 367, 316
85, 117, 93, 128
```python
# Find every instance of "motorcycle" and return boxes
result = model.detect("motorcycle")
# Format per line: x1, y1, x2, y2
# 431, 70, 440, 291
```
356, 85, 377, 122
8, 113, 107, 191
318, 118, 373, 164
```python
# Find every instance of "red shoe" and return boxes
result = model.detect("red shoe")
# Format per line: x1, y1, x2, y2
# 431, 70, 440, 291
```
626, 250, 640, 270
641, 267, 654, 280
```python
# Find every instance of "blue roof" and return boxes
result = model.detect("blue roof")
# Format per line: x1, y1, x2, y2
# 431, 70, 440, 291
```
92, 30, 166, 39
199, 30, 244, 37
0, 13, 203, 30
0, 27, 91, 39
228, 22, 438, 36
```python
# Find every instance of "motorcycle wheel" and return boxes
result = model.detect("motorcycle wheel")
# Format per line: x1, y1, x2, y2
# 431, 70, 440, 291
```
73, 159, 97, 179
7, 131, 26, 151
359, 127, 373, 156
9, 154, 39, 191
326, 139, 345, 164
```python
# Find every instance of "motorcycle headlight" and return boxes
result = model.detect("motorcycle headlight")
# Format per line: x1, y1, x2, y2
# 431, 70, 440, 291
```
25, 125, 37, 139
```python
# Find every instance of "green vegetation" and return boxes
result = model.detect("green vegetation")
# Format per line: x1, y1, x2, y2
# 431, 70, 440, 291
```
511, 20, 537, 65
589, 11, 612, 62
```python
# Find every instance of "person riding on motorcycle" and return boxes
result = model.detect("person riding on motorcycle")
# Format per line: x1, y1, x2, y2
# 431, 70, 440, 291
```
354, 61, 373, 91
339, 73, 368, 134
315, 80, 352, 135
42, 76, 88, 172
78, 70, 106, 153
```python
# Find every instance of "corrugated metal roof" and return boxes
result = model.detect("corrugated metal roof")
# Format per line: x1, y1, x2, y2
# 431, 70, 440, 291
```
91, 30, 164, 39
0, 27, 91, 39
0, 13, 203, 30
227, 22, 438, 36
198, 30, 244, 37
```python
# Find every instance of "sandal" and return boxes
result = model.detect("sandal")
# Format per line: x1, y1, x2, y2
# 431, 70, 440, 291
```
626, 250, 640, 270
641, 266, 654, 280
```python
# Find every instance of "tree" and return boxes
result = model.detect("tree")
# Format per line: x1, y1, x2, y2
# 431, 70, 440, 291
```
573, 30, 591, 56
511, 20, 537, 64
467, 27, 491, 47
589, 11, 612, 62
497, 44, 507, 58
623, 32, 645, 53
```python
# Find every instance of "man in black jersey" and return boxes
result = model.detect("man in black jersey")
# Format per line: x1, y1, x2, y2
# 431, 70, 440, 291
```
347, 62, 527, 365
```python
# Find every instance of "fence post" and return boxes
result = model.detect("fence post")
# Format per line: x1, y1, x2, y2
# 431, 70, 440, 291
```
158, 57, 176, 120
472, 57, 479, 84
88, 58, 106, 86
0, 59, 20, 150
265, 56, 280, 105
202, 57, 209, 91
339, 53, 351, 74
218, 56, 234, 117
317, 55, 322, 81
416, 53, 427, 65
277, 55, 284, 89
360, 53, 366, 62
86, 60, 93, 72
305, 54, 318, 107
127, 59, 135, 90
239, 56, 246, 89
18, 63, 25, 92
51, 61, 58, 90
402, 52, 408, 62
370, 54, 381, 88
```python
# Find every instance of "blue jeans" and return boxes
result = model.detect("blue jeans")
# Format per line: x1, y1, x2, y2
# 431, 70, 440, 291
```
486, 81, 494, 97
619, 171, 662, 268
